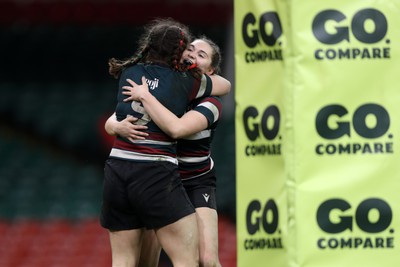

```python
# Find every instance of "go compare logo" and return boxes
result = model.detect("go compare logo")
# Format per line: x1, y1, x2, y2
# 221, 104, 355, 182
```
312, 8, 391, 60
242, 105, 282, 157
240, 11, 283, 63
315, 103, 394, 155
244, 199, 283, 250
316, 198, 394, 249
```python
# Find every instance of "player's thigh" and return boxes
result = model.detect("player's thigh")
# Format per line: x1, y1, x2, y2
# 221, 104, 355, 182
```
196, 207, 219, 256
108, 228, 143, 266
139, 230, 162, 267
155, 213, 199, 266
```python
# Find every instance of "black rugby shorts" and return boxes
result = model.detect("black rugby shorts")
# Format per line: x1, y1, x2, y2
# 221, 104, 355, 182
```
100, 158, 195, 230
182, 168, 217, 210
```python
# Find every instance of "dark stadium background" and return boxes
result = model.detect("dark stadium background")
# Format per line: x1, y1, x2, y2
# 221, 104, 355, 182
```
0, 0, 236, 266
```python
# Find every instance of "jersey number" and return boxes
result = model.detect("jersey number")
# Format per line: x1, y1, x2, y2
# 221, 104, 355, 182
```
131, 101, 152, 125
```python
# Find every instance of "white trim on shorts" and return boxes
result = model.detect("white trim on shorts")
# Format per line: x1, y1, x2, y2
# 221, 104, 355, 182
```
110, 148, 178, 165
180, 159, 215, 180
178, 154, 211, 163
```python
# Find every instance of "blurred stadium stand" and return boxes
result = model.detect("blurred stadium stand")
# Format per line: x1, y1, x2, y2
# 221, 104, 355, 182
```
0, 0, 236, 266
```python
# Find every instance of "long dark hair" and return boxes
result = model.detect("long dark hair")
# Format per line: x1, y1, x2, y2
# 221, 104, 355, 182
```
109, 18, 202, 79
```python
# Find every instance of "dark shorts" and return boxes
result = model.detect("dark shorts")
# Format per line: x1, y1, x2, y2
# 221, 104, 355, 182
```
100, 158, 195, 231
181, 168, 217, 210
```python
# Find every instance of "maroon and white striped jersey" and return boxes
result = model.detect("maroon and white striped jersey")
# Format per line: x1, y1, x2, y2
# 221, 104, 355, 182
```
177, 96, 222, 179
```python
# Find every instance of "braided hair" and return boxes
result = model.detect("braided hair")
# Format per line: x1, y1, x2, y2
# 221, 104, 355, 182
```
109, 18, 202, 79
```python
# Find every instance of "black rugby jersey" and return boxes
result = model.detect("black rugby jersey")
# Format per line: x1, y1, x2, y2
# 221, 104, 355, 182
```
110, 63, 213, 164
177, 96, 222, 178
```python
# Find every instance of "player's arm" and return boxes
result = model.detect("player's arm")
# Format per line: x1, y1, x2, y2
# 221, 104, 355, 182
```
208, 74, 231, 96
104, 112, 149, 141
153, 109, 208, 139
122, 77, 209, 139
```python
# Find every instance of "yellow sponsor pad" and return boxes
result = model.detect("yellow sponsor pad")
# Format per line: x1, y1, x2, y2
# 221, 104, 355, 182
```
235, 0, 400, 266
234, 0, 288, 266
